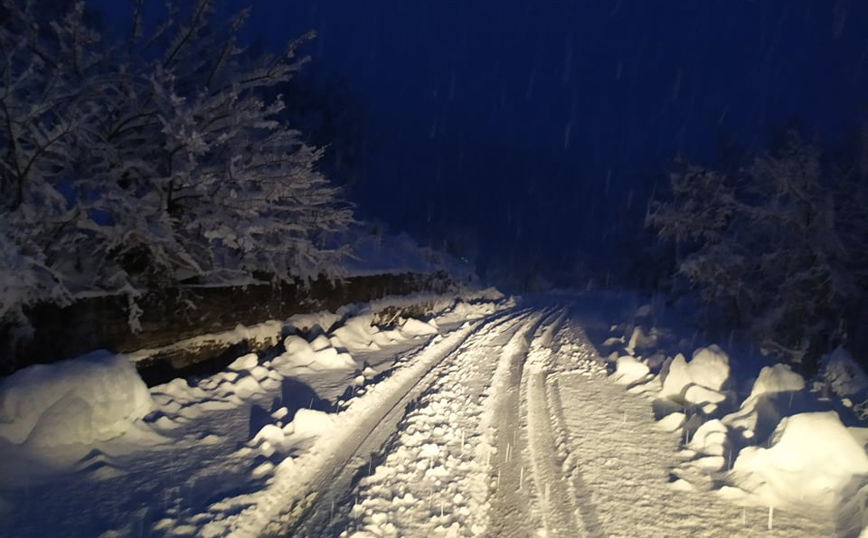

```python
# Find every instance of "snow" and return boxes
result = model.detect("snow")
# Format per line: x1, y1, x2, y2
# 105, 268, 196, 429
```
612, 355, 650, 385
400, 317, 439, 337
723, 364, 806, 441
0, 291, 854, 536
660, 346, 731, 406
821, 346, 868, 397
688, 419, 731, 457
731, 411, 868, 511
0, 350, 153, 447
625, 326, 658, 356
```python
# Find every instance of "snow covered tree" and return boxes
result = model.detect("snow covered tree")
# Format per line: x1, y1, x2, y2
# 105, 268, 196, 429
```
646, 160, 753, 322
648, 132, 862, 370
0, 0, 352, 324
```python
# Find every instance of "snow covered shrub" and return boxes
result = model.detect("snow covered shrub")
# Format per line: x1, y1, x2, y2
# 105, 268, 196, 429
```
648, 133, 861, 372
0, 0, 352, 324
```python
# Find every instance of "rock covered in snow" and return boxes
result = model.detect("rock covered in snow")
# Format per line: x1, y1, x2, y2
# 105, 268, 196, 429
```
821, 346, 868, 397
731, 411, 868, 511
0, 351, 153, 447
612, 355, 650, 385
400, 318, 439, 337
748, 363, 805, 399
625, 326, 658, 356
723, 364, 806, 441
688, 419, 731, 458
659, 346, 731, 408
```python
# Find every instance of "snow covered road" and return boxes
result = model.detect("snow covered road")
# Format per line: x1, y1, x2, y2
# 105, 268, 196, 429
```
0, 294, 847, 537
301, 301, 836, 538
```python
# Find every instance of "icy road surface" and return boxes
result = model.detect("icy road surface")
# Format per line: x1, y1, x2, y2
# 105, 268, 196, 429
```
0, 295, 838, 537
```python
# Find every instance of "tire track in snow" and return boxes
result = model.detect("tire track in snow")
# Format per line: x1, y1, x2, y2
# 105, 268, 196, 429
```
522, 307, 590, 538
205, 307, 528, 538
486, 307, 564, 538
296, 307, 538, 538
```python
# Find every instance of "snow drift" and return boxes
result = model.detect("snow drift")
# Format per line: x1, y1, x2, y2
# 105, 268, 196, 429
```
0, 351, 153, 447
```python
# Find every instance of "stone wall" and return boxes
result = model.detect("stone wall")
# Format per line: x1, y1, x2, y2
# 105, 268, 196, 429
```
1, 271, 453, 377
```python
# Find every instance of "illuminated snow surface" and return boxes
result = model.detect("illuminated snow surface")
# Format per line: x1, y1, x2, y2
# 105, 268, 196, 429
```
0, 292, 862, 537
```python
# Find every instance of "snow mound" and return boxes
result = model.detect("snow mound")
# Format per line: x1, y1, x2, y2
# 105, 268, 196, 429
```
612, 355, 650, 385
272, 336, 318, 373
821, 346, 868, 397
331, 315, 377, 351
400, 318, 439, 337
723, 364, 806, 442
731, 411, 868, 511
285, 408, 336, 439
0, 351, 153, 447
310, 334, 333, 352
272, 335, 357, 372
660, 346, 731, 408
228, 353, 258, 371
311, 347, 358, 370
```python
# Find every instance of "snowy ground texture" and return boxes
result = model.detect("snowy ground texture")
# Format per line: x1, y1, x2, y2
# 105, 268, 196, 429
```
0, 291, 866, 537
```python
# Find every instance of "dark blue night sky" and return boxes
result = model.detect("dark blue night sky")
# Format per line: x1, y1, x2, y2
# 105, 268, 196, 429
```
95, 0, 868, 280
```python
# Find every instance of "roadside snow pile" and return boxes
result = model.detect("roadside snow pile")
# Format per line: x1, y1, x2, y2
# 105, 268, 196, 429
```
601, 306, 868, 528
723, 363, 806, 442
247, 408, 338, 461
273, 335, 358, 373
0, 351, 153, 448
400, 317, 439, 337
730, 411, 868, 511
659, 346, 731, 414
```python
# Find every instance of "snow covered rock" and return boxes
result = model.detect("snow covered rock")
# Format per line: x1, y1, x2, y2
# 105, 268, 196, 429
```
0, 351, 153, 447
400, 318, 439, 337
612, 355, 650, 385
625, 326, 658, 356
731, 411, 868, 511
659, 346, 731, 408
688, 419, 731, 458
723, 363, 806, 442
821, 346, 868, 398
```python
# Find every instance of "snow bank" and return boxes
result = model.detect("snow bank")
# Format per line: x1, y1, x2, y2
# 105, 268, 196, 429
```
731, 411, 868, 511
821, 346, 868, 398
723, 363, 805, 442
0, 351, 153, 447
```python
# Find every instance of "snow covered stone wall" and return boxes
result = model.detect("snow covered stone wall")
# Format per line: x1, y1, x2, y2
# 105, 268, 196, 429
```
1, 272, 454, 378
